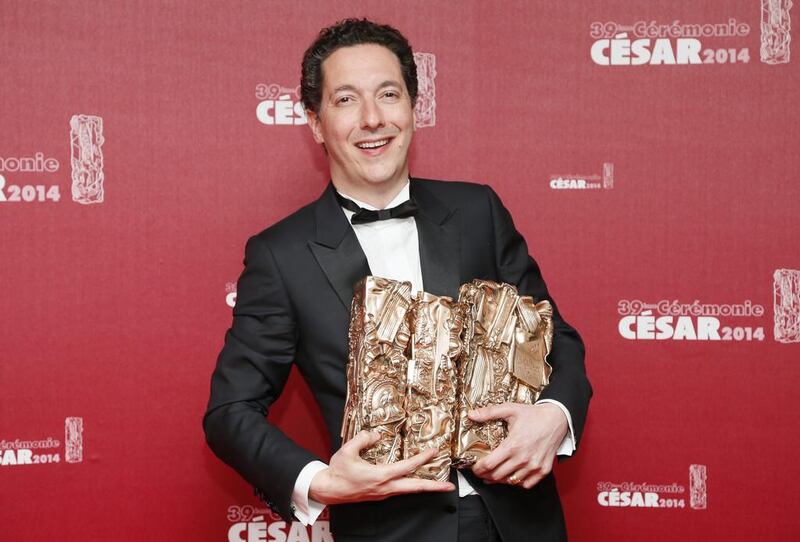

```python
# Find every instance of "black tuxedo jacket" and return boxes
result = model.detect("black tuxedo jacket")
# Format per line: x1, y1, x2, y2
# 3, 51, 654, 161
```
204, 179, 592, 542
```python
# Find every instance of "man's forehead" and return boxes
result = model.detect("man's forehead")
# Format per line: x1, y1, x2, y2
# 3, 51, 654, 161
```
320, 44, 404, 90
331, 80, 403, 94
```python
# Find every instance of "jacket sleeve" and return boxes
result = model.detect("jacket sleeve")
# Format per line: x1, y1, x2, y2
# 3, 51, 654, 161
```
203, 234, 320, 521
484, 184, 593, 449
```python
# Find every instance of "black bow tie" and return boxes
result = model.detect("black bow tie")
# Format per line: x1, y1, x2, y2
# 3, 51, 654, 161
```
335, 192, 419, 225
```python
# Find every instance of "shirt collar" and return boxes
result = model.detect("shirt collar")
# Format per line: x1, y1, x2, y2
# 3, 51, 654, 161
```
336, 180, 410, 212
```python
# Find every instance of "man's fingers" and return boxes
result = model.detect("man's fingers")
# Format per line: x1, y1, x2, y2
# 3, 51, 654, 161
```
468, 402, 517, 423
522, 471, 545, 490
384, 447, 439, 478
472, 443, 512, 476
485, 458, 526, 484
477, 449, 528, 483
385, 477, 455, 496
343, 430, 380, 455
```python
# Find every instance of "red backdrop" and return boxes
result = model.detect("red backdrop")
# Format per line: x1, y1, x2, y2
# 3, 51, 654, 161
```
2, 1, 798, 540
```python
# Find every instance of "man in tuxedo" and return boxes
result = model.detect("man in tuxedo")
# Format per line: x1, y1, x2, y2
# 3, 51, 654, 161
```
204, 18, 591, 542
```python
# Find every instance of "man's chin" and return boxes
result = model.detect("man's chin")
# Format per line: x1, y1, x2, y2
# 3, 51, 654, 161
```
361, 174, 408, 189
351, 165, 405, 185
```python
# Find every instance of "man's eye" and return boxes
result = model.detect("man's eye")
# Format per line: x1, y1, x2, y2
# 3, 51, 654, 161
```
383, 91, 399, 99
336, 96, 353, 105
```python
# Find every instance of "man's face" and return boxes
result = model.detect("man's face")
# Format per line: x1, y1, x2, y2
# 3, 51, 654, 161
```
307, 44, 415, 192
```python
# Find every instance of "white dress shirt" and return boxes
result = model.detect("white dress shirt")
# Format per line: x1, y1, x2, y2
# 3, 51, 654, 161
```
291, 181, 576, 525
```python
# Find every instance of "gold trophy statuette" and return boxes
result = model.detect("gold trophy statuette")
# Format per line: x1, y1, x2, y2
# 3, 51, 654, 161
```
403, 292, 465, 481
452, 280, 553, 467
342, 276, 413, 465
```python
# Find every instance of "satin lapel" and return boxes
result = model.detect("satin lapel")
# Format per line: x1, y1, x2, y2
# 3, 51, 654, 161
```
308, 183, 371, 312
412, 180, 461, 299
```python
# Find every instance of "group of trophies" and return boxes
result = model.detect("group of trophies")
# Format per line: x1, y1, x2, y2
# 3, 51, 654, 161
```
342, 276, 555, 482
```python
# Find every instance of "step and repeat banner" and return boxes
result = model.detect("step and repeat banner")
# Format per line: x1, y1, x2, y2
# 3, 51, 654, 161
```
2, 1, 798, 540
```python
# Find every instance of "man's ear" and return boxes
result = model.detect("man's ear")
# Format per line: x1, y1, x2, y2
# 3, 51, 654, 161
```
306, 109, 325, 144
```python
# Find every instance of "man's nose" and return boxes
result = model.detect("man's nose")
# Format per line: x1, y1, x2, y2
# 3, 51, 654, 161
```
360, 99, 385, 130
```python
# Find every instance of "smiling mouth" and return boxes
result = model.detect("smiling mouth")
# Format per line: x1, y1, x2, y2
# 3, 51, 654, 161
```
355, 138, 390, 150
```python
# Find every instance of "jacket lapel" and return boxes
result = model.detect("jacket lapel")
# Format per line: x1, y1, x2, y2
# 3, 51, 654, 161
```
308, 183, 371, 311
411, 180, 461, 299
308, 180, 462, 310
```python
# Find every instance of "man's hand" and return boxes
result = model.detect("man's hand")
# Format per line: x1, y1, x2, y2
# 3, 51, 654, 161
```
469, 402, 568, 490
308, 431, 455, 505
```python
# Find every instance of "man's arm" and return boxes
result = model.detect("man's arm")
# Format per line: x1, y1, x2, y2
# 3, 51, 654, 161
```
292, 461, 329, 525
204, 235, 454, 521
485, 184, 591, 443
470, 185, 592, 488
204, 234, 320, 521
535, 398, 576, 455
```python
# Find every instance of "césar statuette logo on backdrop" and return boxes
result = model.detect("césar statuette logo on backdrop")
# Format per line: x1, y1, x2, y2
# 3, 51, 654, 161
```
0, 115, 104, 205
549, 162, 614, 190
226, 504, 332, 542
761, 0, 793, 64
774, 268, 800, 343
0, 416, 84, 467
617, 270, 800, 344
590, 5, 793, 67
70, 114, 105, 204
412, 52, 437, 128
596, 464, 707, 510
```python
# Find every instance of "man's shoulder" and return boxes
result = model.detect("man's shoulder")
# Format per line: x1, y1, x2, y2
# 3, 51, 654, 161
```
248, 192, 321, 247
412, 177, 488, 197
412, 177, 495, 214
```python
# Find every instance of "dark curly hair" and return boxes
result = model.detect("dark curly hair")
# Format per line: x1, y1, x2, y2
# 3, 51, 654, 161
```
301, 18, 418, 114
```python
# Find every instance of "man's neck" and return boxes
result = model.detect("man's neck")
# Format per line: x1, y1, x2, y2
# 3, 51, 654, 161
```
331, 177, 409, 209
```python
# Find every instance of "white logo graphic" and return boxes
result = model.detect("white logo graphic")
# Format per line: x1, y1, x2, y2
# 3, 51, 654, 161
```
590, 19, 752, 66
225, 282, 237, 308
597, 464, 707, 510
0, 152, 62, 203
689, 464, 707, 510
591, 33, 703, 66
617, 299, 765, 341
0, 152, 59, 173
256, 84, 307, 126
761, 0, 793, 64
65, 416, 84, 463
226, 505, 332, 542
0, 417, 83, 467
413, 52, 437, 128
603, 162, 614, 189
70, 115, 105, 204
774, 269, 800, 343
550, 163, 614, 190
